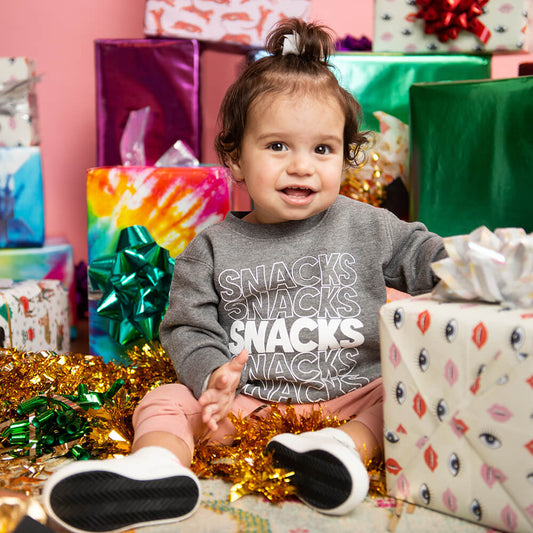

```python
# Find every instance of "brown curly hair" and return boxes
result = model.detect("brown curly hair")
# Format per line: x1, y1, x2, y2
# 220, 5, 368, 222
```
214, 18, 368, 170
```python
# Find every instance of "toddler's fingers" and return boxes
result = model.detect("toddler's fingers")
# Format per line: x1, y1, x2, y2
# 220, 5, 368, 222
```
231, 349, 249, 370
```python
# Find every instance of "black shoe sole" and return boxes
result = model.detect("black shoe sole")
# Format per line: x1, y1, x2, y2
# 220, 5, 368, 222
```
49, 470, 200, 532
266, 441, 351, 511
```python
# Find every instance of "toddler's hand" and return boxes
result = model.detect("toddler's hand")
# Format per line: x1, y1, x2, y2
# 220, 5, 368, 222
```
198, 349, 248, 432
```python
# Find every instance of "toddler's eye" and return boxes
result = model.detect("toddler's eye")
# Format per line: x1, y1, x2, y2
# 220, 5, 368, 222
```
479, 432, 501, 449
315, 144, 331, 155
269, 142, 286, 152
448, 452, 460, 476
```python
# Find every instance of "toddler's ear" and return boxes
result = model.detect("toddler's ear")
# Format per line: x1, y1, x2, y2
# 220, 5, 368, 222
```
226, 155, 245, 183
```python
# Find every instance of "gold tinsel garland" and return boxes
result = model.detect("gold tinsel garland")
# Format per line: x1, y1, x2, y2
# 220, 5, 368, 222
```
0, 346, 386, 504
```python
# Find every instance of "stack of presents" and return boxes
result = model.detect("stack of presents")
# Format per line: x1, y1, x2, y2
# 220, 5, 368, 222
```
4, 0, 533, 531
0, 58, 72, 354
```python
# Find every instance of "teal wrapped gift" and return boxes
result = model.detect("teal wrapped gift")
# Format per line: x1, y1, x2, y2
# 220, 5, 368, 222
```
330, 53, 491, 131
410, 76, 533, 237
89, 225, 175, 363
0, 146, 44, 247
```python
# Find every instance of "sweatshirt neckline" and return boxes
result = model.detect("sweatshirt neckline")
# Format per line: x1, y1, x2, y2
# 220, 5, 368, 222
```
224, 203, 333, 239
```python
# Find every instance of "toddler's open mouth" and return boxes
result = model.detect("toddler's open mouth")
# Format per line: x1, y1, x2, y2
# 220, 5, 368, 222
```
282, 187, 313, 198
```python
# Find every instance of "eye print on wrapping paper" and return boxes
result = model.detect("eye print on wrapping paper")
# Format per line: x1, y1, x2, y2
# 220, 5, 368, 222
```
435, 398, 449, 422
419, 483, 431, 505
444, 319, 458, 343
470, 499, 483, 522
418, 348, 429, 372
394, 381, 407, 405
448, 452, 460, 477
393, 308, 405, 329
478, 430, 502, 450
510, 326, 528, 362
385, 429, 400, 444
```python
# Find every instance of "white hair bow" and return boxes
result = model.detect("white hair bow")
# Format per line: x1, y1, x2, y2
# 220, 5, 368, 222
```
282, 31, 301, 55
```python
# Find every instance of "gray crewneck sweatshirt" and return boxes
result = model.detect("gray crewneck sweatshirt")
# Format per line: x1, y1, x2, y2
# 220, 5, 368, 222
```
160, 195, 446, 402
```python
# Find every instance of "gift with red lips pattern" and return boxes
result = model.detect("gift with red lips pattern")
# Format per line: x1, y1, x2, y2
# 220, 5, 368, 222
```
379, 227, 533, 531
373, 0, 530, 53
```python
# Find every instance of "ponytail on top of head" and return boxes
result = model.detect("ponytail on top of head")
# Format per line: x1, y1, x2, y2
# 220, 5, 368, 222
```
265, 17, 335, 64
215, 18, 368, 171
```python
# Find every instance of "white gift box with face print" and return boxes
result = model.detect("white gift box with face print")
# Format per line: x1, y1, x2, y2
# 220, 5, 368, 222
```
380, 295, 533, 532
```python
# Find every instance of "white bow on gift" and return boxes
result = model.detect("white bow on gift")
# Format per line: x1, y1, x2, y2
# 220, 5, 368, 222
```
431, 226, 533, 308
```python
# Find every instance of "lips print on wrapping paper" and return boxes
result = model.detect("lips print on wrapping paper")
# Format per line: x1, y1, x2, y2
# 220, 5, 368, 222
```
379, 295, 533, 532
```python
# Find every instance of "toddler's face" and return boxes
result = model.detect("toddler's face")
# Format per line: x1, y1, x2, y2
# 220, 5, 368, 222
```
228, 91, 345, 224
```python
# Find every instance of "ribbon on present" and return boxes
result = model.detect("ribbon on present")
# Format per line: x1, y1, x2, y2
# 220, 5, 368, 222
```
0, 75, 42, 117
88, 225, 175, 345
411, 0, 491, 44
431, 226, 533, 307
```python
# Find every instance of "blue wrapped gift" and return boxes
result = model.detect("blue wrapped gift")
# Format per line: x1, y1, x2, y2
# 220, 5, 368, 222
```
0, 146, 44, 247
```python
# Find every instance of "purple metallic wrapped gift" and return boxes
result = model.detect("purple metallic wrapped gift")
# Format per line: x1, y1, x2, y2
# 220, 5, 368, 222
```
95, 39, 201, 166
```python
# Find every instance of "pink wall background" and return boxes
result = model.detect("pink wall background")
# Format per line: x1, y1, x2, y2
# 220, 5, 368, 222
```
1, 0, 531, 264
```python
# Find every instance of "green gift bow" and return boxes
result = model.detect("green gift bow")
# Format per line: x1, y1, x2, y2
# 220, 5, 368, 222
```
89, 225, 175, 345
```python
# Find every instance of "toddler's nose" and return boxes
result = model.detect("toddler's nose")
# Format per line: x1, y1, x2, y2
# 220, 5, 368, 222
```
287, 152, 314, 176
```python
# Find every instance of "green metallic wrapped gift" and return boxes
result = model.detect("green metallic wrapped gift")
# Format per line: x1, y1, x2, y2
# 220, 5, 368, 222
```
410, 76, 533, 237
331, 53, 491, 131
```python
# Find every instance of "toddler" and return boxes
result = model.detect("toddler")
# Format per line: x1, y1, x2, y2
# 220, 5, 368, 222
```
43, 18, 446, 533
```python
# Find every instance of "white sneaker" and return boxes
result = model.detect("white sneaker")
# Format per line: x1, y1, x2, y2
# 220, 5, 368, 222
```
42, 446, 201, 533
266, 428, 369, 515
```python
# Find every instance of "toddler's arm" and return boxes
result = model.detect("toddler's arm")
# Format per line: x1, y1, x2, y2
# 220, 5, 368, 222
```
198, 349, 249, 432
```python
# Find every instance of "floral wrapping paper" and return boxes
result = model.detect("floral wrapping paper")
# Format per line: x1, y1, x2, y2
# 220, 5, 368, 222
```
143, 0, 311, 47
0, 280, 70, 353
0, 57, 40, 147
87, 165, 230, 362
373, 0, 530, 53
0, 146, 44, 248
380, 295, 533, 532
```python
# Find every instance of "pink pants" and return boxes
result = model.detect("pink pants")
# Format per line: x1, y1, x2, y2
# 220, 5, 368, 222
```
132, 378, 384, 457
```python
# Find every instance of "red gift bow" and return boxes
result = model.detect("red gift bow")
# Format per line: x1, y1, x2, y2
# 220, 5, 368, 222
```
409, 0, 491, 44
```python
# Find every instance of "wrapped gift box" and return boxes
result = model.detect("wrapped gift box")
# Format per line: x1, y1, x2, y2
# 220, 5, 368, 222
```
410, 75, 533, 236
373, 0, 530, 53
143, 0, 311, 47
251, 50, 491, 131
95, 39, 201, 167
87, 165, 230, 362
0, 280, 70, 353
0, 238, 76, 332
331, 52, 491, 131
0, 146, 44, 247
380, 295, 533, 532
0, 57, 40, 147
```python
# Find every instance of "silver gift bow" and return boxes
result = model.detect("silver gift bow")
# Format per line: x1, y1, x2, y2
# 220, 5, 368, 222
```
431, 226, 533, 307
0, 75, 42, 116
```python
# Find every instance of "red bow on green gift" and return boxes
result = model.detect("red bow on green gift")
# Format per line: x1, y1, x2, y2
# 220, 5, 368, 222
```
412, 0, 491, 44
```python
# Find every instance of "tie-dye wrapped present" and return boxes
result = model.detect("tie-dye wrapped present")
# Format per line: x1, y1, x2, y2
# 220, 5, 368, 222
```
379, 227, 533, 532
87, 165, 230, 362
143, 0, 311, 47
0, 280, 70, 353
0, 57, 40, 147
0, 146, 44, 247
